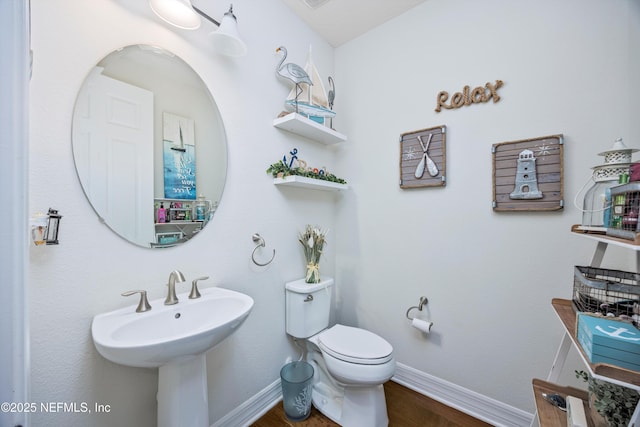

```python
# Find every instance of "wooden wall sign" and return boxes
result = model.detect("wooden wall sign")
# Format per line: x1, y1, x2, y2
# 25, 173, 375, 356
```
492, 134, 564, 211
400, 125, 446, 189
436, 80, 503, 112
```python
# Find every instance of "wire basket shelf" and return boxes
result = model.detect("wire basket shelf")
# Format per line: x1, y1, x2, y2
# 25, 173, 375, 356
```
572, 266, 640, 327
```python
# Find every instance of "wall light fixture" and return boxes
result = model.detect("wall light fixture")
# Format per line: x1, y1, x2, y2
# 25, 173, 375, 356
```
149, 1, 247, 57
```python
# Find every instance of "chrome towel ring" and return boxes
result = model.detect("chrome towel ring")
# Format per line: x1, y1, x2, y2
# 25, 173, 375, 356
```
251, 233, 276, 266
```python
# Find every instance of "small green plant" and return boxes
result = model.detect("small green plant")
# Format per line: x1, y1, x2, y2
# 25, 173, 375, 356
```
575, 370, 639, 427
266, 160, 347, 184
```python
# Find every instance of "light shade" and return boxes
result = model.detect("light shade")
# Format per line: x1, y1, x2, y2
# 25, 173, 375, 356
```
149, 0, 201, 30
210, 9, 247, 57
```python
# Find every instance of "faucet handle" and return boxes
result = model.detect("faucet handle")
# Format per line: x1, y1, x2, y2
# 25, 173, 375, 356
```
189, 276, 210, 299
121, 290, 152, 313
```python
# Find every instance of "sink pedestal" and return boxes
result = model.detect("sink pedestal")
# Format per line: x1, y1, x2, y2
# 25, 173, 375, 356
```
157, 354, 209, 427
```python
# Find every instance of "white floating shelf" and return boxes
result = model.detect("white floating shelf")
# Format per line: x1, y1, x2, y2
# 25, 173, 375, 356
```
273, 176, 348, 192
273, 113, 346, 145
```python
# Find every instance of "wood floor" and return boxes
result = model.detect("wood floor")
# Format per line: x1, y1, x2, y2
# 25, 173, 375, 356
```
251, 380, 492, 427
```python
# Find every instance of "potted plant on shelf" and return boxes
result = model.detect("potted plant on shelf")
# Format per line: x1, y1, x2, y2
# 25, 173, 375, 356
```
575, 370, 640, 427
266, 159, 347, 184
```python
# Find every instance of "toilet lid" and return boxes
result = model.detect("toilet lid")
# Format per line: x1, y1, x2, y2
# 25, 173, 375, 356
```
318, 325, 393, 365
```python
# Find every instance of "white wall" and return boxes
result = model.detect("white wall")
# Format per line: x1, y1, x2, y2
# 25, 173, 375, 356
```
29, 0, 336, 425
334, 0, 640, 414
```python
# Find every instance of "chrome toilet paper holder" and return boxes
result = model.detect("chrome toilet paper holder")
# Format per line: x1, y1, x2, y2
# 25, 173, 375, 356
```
405, 296, 428, 320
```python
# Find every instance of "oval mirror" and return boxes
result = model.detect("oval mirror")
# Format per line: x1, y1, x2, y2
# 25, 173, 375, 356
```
72, 45, 227, 248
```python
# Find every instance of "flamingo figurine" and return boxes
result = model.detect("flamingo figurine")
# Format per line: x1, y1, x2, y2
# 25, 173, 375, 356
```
275, 46, 312, 114
327, 76, 335, 128
327, 76, 335, 110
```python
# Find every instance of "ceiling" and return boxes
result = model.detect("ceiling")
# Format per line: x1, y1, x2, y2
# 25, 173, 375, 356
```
279, 0, 427, 47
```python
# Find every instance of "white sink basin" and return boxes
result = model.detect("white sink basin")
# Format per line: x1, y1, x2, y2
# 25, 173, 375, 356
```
92, 286, 254, 368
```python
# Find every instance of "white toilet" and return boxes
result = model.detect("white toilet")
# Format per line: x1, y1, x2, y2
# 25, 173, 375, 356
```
285, 278, 396, 427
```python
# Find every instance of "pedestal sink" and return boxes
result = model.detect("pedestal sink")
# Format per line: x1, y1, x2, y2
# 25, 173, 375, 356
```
91, 286, 254, 427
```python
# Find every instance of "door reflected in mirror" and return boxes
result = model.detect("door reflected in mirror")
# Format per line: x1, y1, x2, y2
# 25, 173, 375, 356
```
72, 45, 227, 248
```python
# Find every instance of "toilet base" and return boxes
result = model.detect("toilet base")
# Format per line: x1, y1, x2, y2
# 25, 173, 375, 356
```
312, 380, 388, 427
307, 351, 389, 427
300, 327, 394, 427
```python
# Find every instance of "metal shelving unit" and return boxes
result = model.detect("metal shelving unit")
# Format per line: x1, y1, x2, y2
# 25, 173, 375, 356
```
532, 228, 640, 426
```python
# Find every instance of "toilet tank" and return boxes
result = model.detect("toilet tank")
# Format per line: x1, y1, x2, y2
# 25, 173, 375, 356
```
285, 277, 334, 338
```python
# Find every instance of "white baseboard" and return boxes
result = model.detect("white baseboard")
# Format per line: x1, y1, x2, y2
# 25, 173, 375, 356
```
392, 363, 534, 427
211, 362, 534, 427
210, 378, 282, 427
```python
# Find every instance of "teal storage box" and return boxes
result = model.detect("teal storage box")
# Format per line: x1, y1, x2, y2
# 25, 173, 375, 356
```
576, 313, 640, 372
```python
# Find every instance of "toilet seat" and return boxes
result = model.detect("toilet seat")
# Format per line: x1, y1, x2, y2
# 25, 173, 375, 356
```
318, 324, 393, 365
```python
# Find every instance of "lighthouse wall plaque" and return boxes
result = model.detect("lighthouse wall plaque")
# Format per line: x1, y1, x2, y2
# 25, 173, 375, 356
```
492, 134, 564, 211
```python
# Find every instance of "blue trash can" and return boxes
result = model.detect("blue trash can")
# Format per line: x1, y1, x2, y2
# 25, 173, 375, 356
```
280, 361, 314, 422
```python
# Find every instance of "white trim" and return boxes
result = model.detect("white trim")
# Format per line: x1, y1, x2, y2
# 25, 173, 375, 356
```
0, 2, 30, 427
210, 363, 534, 427
210, 378, 282, 427
392, 363, 534, 427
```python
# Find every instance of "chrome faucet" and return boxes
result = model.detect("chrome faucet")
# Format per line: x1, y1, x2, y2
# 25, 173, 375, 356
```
164, 270, 186, 305
121, 290, 152, 313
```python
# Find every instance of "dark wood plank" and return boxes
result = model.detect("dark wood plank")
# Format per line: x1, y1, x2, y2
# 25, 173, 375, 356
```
386, 381, 491, 427
251, 404, 337, 427
251, 381, 492, 427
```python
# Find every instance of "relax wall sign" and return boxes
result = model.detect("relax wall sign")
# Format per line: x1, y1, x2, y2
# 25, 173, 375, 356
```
435, 80, 503, 112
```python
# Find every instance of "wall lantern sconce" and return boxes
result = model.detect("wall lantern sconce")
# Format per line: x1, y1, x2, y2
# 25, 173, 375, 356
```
30, 208, 62, 246
148, 1, 247, 57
